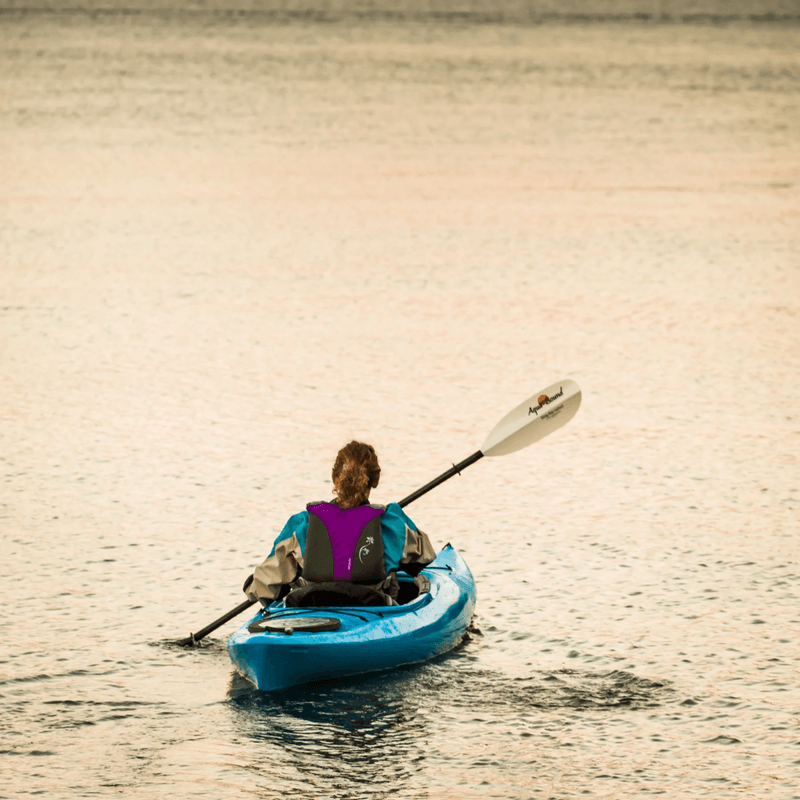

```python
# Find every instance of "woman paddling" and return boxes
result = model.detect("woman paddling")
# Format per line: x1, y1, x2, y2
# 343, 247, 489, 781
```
244, 441, 436, 607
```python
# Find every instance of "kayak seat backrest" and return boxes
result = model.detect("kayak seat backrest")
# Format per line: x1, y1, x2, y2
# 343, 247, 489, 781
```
284, 582, 393, 608
304, 503, 386, 584
284, 574, 431, 609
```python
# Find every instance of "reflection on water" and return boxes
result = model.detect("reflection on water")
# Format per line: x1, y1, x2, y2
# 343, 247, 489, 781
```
2, 7, 799, 800
228, 670, 430, 799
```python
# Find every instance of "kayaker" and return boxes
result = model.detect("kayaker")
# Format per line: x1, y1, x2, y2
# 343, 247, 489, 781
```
243, 441, 436, 607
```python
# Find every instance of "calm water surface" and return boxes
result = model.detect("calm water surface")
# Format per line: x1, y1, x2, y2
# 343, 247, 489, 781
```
1, 9, 799, 799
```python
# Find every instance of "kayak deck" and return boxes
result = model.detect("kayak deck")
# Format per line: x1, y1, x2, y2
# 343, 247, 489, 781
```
227, 544, 476, 691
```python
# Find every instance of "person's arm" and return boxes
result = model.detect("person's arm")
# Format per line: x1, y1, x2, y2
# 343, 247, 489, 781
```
382, 503, 437, 576
244, 511, 309, 604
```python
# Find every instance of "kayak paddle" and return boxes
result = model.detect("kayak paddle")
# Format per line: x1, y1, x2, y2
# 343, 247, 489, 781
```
397, 378, 581, 507
175, 378, 581, 646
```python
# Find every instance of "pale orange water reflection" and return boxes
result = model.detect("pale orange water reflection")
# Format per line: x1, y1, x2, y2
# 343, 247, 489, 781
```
1, 10, 799, 800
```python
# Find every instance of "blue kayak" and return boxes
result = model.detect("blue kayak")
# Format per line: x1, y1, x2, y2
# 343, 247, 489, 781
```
227, 544, 476, 692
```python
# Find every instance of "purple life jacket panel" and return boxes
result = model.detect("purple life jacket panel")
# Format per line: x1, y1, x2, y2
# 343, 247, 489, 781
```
304, 502, 386, 584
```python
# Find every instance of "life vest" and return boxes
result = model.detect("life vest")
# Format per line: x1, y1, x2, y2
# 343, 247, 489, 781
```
303, 502, 386, 584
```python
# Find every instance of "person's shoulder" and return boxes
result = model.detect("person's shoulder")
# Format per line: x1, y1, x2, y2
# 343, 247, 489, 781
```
280, 508, 310, 534
381, 502, 416, 527
270, 508, 310, 554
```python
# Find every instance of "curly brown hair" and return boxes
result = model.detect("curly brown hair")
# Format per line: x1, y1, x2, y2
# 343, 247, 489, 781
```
332, 441, 381, 509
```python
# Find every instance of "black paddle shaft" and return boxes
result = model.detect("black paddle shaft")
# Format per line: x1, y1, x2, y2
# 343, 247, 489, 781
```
398, 450, 484, 508
176, 598, 256, 647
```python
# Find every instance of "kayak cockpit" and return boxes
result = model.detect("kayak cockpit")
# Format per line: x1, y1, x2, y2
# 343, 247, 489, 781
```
280, 572, 431, 609
396, 572, 431, 604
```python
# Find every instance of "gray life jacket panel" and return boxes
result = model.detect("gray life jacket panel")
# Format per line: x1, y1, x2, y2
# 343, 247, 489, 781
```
303, 502, 386, 584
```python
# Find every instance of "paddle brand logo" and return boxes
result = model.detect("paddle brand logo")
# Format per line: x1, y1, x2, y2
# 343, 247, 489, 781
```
528, 386, 564, 416
359, 536, 374, 564
541, 404, 564, 421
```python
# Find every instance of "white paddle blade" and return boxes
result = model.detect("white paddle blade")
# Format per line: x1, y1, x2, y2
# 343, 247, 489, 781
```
480, 379, 582, 457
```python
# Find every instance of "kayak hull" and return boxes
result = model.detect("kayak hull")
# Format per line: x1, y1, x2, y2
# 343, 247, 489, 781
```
227, 544, 476, 692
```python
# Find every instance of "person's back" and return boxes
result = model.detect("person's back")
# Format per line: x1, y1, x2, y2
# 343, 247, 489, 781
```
303, 501, 386, 584
244, 441, 436, 607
